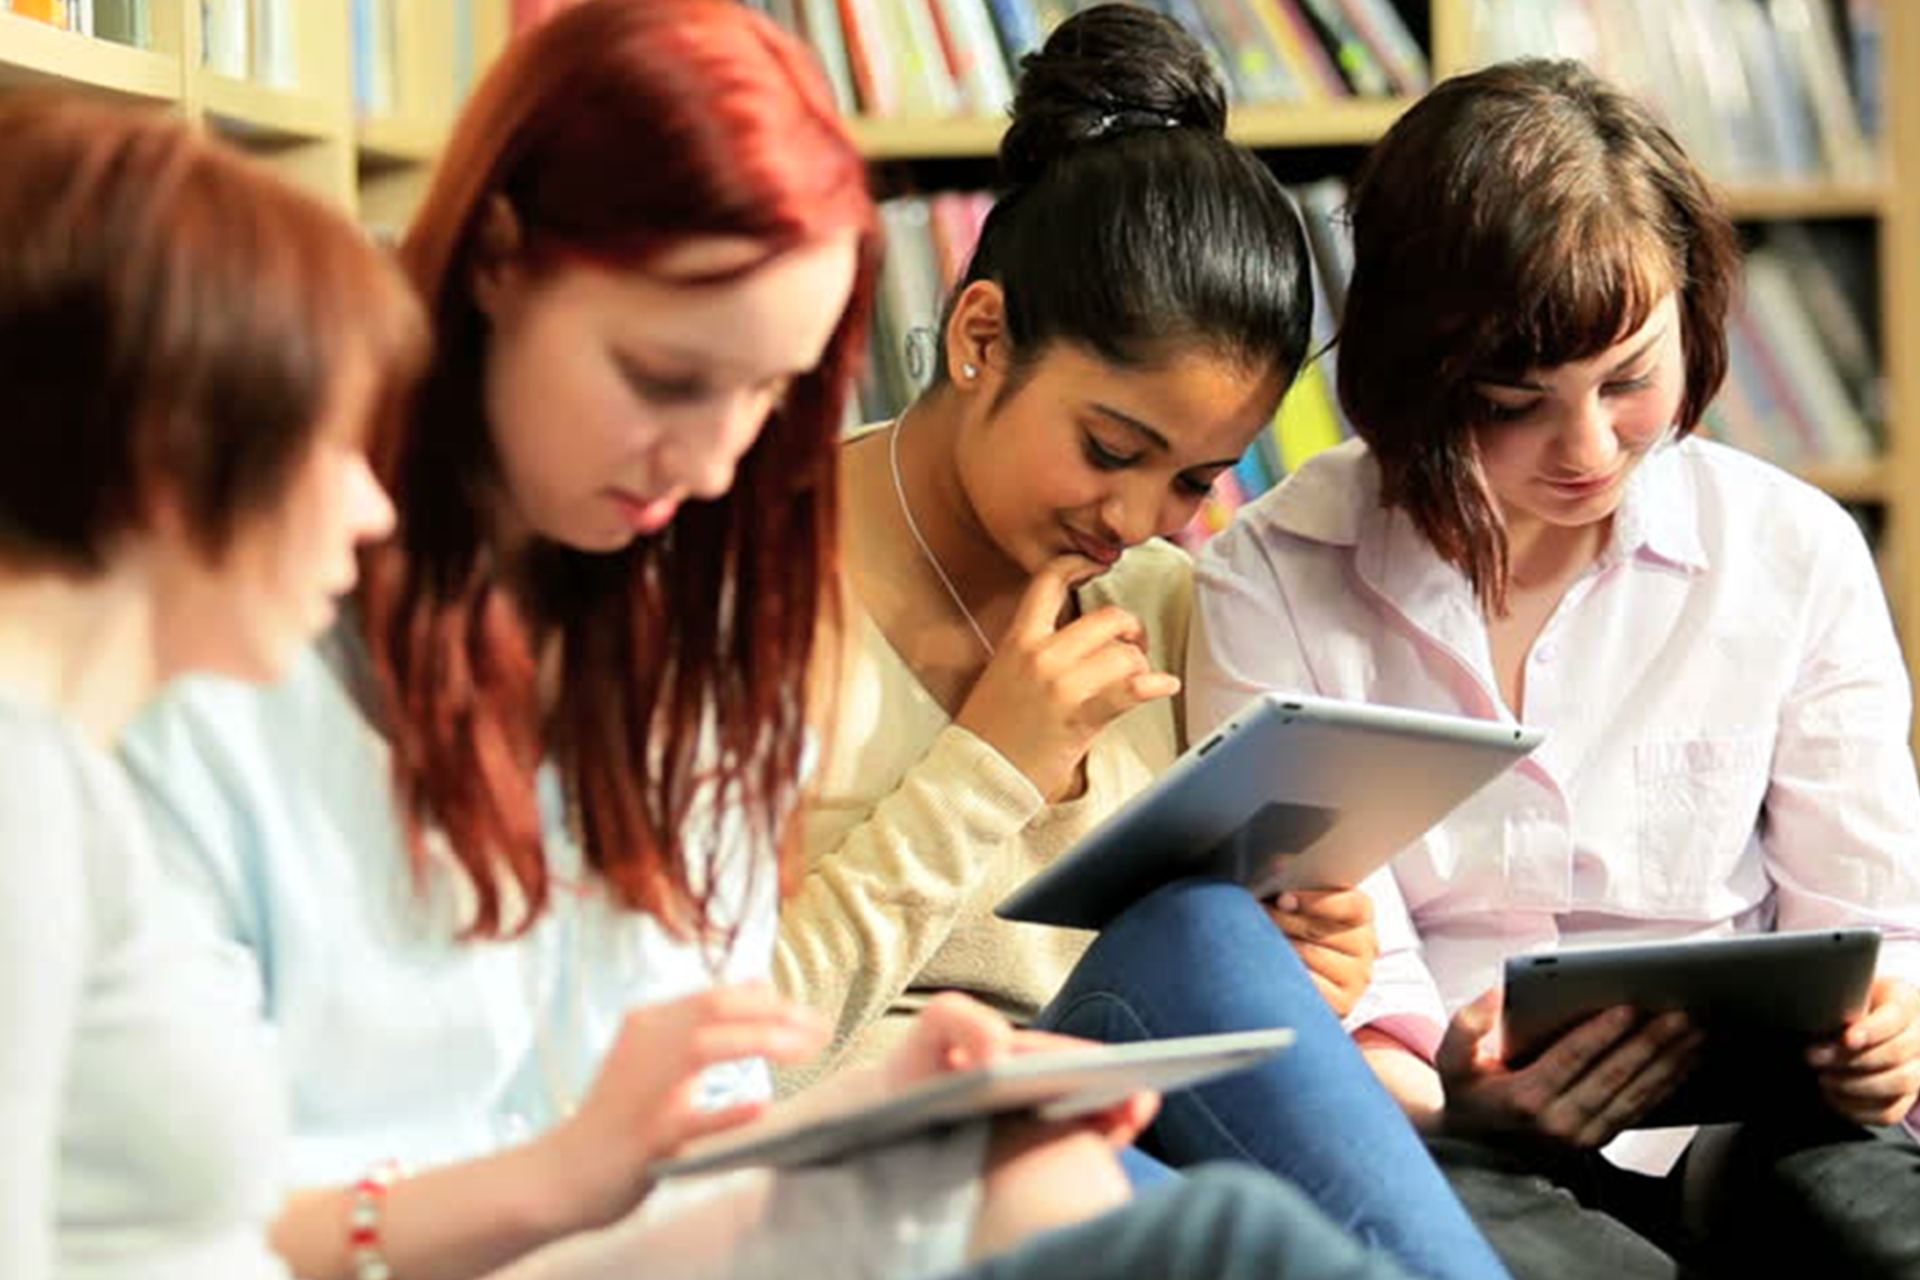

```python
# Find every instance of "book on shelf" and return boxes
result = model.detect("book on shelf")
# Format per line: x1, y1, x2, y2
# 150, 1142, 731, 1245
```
201, 0, 248, 78
836, 0, 900, 118
250, 0, 297, 89
930, 0, 1016, 118
350, 0, 396, 117
1293, 0, 1389, 96
94, 0, 148, 46
881, 0, 965, 117
1472, 0, 1878, 185
1336, 0, 1427, 95
760, 0, 1425, 120
8, 0, 71, 29
453, 0, 480, 100
798, 0, 860, 114
1194, 0, 1302, 104
1261, 0, 1349, 100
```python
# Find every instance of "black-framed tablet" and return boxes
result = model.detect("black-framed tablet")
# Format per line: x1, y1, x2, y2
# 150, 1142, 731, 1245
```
1501, 927, 1881, 1127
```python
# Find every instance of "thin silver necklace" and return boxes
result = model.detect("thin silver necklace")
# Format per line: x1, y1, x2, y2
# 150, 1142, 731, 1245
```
888, 407, 996, 658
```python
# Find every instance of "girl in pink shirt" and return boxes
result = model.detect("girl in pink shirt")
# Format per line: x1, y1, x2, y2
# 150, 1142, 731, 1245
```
1190, 58, 1920, 1279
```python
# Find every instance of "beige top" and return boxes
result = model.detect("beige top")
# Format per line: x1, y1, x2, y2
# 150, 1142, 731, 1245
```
773, 536, 1192, 1092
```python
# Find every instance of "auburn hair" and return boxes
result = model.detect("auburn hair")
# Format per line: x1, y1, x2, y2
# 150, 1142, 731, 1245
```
1339, 58, 1738, 615
361, 0, 879, 939
0, 93, 422, 574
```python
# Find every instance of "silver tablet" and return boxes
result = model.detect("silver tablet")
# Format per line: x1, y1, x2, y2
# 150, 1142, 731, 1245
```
651, 1028, 1294, 1178
1502, 927, 1881, 1126
996, 692, 1542, 930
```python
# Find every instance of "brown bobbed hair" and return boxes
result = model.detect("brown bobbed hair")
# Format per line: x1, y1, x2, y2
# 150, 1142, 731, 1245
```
0, 93, 423, 575
1338, 58, 1740, 614
365, 0, 880, 940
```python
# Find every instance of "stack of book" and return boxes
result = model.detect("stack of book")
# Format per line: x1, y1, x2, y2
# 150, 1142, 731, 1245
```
7, 0, 150, 47
742, 0, 1432, 118
1470, 0, 1880, 184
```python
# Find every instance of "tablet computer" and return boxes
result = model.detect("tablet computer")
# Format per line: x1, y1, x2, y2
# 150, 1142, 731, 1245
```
996, 693, 1542, 930
650, 1028, 1294, 1179
1502, 928, 1881, 1127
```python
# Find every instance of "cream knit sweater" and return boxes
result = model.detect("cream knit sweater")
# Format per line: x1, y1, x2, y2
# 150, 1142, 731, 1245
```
773, 537, 1192, 1092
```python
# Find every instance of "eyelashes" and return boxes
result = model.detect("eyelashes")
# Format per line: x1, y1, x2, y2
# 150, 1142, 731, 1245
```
1081, 432, 1216, 497
1476, 375, 1658, 425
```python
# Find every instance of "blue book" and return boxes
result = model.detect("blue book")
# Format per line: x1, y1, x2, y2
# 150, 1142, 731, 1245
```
983, 0, 1042, 68
1233, 441, 1274, 500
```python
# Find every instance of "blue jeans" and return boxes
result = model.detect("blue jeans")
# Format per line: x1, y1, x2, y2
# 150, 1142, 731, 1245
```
1035, 877, 1512, 1280
941, 1164, 1419, 1280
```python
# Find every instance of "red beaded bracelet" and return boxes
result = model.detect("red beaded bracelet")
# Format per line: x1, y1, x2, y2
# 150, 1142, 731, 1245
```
347, 1159, 403, 1280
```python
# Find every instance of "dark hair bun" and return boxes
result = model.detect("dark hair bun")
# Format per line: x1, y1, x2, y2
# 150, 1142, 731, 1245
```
1000, 4, 1228, 187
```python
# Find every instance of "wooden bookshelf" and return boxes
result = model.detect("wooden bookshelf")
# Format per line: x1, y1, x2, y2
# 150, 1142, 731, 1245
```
357, 116, 443, 168
1881, 0, 1920, 691
838, 0, 1920, 745
194, 71, 339, 144
1796, 460, 1888, 504
0, 0, 507, 217
1722, 182, 1888, 221
0, 9, 175, 101
854, 97, 1417, 160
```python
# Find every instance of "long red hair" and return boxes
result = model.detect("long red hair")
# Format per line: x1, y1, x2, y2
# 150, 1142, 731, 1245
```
363, 0, 878, 939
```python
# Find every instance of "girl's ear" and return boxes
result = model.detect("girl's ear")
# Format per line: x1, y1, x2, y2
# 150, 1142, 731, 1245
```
945, 280, 1009, 392
470, 194, 528, 322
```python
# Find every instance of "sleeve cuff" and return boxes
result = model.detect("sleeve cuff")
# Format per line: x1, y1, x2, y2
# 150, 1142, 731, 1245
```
1353, 1012, 1445, 1063
921, 725, 1047, 842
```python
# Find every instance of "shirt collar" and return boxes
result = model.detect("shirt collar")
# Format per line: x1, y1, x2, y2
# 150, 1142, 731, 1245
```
1606, 438, 1711, 574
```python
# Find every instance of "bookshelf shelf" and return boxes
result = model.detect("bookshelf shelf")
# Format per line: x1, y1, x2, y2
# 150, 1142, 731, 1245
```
850, 115, 1003, 161
1229, 98, 1412, 148
357, 116, 443, 168
1796, 459, 1887, 504
851, 98, 1414, 162
195, 72, 341, 145
0, 2, 505, 216
0, 14, 175, 102
1722, 182, 1888, 221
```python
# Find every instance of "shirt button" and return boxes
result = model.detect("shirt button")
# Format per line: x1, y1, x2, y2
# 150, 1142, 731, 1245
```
1533, 644, 1557, 663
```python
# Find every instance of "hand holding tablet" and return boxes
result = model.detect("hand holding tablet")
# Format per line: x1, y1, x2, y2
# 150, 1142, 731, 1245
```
998, 693, 1542, 930
649, 1029, 1295, 1179
1492, 929, 1881, 1131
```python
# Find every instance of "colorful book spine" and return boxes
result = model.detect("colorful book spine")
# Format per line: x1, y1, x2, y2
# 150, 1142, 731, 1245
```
797, 0, 860, 115
250, 0, 297, 89
11, 0, 71, 28
201, 0, 249, 77
1257, 0, 1348, 100
1334, 0, 1428, 94
93, 0, 146, 46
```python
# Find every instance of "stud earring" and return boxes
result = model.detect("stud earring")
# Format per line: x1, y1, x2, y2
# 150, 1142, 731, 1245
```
961, 363, 979, 379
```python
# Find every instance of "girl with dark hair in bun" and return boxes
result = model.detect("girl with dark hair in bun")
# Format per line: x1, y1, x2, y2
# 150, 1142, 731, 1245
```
777, 8, 1508, 1280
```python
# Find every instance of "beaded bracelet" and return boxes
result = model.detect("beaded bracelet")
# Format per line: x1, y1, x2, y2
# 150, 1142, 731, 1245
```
347, 1159, 403, 1280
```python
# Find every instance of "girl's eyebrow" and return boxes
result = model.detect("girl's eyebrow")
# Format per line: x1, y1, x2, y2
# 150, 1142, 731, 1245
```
1477, 327, 1669, 392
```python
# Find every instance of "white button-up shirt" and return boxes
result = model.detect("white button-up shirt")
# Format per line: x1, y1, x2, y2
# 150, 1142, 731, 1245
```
1188, 437, 1920, 1074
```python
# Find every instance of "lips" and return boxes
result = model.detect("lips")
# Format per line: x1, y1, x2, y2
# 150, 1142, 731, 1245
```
1066, 526, 1124, 566
1542, 469, 1620, 497
608, 488, 680, 535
